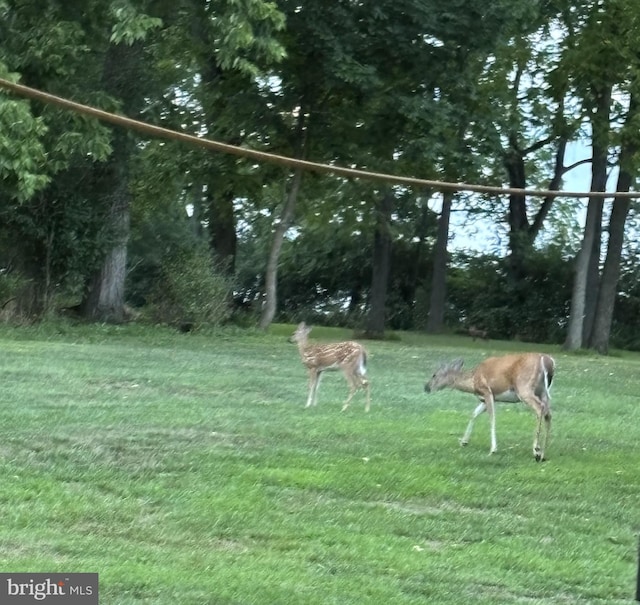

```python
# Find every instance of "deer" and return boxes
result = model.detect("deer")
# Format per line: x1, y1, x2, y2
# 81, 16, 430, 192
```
424, 353, 555, 461
468, 326, 489, 341
289, 322, 371, 412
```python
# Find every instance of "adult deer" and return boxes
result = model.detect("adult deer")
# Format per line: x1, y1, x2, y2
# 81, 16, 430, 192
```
424, 353, 555, 461
289, 322, 371, 412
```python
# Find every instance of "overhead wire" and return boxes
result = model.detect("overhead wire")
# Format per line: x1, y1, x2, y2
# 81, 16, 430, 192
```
0, 77, 637, 199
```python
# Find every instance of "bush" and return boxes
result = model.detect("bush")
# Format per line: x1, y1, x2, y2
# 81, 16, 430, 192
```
445, 248, 572, 343
147, 249, 232, 330
0, 272, 28, 322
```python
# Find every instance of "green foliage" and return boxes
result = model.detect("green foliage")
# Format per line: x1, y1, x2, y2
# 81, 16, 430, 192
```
0, 272, 28, 321
275, 226, 371, 321
610, 248, 640, 350
0, 85, 49, 201
146, 247, 232, 329
43, 107, 113, 172
215, 0, 286, 75
109, 2, 162, 45
446, 248, 573, 343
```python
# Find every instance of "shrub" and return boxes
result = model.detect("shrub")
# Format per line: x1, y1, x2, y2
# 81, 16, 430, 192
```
148, 249, 232, 330
0, 272, 29, 322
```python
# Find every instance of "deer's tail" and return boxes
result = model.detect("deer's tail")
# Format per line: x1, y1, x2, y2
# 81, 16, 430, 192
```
359, 350, 368, 376
541, 355, 555, 418
542, 355, 555, 391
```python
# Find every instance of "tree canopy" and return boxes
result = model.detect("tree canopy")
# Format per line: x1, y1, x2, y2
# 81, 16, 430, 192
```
1, 0, 639, 352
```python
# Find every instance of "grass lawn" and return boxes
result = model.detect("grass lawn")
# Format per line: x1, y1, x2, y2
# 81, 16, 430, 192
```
0, 322, 638, 604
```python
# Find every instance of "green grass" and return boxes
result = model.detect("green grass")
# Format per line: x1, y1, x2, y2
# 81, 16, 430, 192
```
0, 322, 638, 604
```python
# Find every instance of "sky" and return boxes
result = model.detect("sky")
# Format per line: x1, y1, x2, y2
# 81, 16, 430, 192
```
445, 140, 617, 254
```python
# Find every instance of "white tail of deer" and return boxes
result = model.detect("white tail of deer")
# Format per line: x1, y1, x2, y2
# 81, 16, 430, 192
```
424, 353, 555, 461
289, 322, 371, 412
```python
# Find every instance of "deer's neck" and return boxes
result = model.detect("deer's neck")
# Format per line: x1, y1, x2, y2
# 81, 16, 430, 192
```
297, 341, 313, 359
452, 371, 476, 394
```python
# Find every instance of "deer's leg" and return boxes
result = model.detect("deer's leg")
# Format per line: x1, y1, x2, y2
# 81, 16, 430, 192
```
485, 396, 498, 454
533, 409, 544, 461
461, 401, 486, 447
541, 406, 552, 461
534, 396, 552, 462
356, 354, 371, 412
341, 388, 356, 411
362, 378, 371, 412
341, 371, 359, 412
306, 370, 322, 407
523, 394, 550, 461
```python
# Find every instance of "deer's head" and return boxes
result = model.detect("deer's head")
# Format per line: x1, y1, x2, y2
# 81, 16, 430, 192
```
424, 358, 464, 393
288, 322, 312, 345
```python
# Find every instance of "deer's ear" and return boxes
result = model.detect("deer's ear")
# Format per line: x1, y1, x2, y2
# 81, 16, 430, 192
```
451, 358, 465, 371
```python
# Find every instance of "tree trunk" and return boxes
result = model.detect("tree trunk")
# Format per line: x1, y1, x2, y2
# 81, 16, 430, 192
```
531, 137, 567, 237
410, 193, 433, 274
589, 195, 630, 353
258, 108, 307, 330
258, 167, 303, 330
207, 187, 237, 274
504, 137, 530, 283
426, 191, 453, 333
582, 200, 603, 344
589, 91, 638, 353
564, 199, 601, 350
199, 52, 239, 275
365, 190, 394, 339
81, 190, 130, 322
10, 217, 48, 318
563, 83, 611, 350
81, 42, 143, 322
502, 134, 561, 329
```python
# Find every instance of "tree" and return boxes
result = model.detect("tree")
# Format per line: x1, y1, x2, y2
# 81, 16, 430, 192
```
80, 38, 150, 322
0, 0, 116, 316
0, 0, 286, 321
259, 165, 305, 329
178, 0, 285, 274
426, 191, 453, 333
257, 0, 541, 334
589, 91, 639, 353
562, 0, 640, 351
469, 6, 583, 329
365, 190, 394, 338
411, 2, 557, 334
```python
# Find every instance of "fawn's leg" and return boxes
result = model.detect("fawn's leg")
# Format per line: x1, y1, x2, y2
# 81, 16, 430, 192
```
362, 378, 371, 412
306, 370, 322, 407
